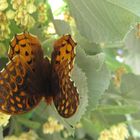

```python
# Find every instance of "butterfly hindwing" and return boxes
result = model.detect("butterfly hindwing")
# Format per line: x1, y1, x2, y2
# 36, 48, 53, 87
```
0, 55, 42, 114
51, 35, 79, 118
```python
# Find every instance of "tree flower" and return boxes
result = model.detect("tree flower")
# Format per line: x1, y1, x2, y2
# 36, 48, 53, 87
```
11, 0, 36, 29
37, 3, 48, 23
4, 130, 38, 140
98, 123, 130, 140
0, 11, 10, 40
43, 117, 64, 134
0, 0, 8, 11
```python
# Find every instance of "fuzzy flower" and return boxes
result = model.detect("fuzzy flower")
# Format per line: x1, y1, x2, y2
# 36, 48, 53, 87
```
0, 112, 10, 127
0, 0, 11, 40
26, 3, 36, 14
0, 11, 10, 40
98, 123, 129, 140
11, 0, 27, 10
0, 0, 8, 11
43, 117, 64, 134
116, 123, 129, 139
37, 3, 48, 23
19, 130, 39, 140
98, 129, 112, 140
11, 0, 36, 29
6, 10, 15, 20
4, 130, 38, 140
14, 8, 35, 29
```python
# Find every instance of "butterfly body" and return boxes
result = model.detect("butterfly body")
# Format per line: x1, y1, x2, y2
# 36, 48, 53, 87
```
0, 32, 79, 118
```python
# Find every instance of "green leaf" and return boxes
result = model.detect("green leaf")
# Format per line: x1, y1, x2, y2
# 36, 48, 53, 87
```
120, 73, 140, 103
107, 0, 140, 17
120, 74, 140, 114
53, 20, 71, 35
67, 0, 138, 43
75, 33, 102, 55
124, 25, 140, 74
76, 47, 111, 112
96, 105, 139, 115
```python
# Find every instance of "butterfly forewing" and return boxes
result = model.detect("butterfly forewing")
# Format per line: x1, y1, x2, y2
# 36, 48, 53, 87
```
51, 35, 79, 118
8, 32, 44, 72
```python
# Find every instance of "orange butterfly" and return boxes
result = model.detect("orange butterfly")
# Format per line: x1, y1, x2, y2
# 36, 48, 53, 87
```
0, 32, 79, 118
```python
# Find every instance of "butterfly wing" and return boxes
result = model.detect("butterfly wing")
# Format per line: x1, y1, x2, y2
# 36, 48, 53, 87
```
8, 32, 43, 59
8, 32, 51, 94
51, 35, 79, 118
0, 55, 42, 114
8, 32, 44, 72
0, 32, 46, 115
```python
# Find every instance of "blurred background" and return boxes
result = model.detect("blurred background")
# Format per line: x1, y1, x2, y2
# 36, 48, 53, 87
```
0, 0, 140, 140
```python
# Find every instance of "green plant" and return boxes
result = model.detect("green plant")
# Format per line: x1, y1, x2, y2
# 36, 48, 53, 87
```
0, 0, 140, 140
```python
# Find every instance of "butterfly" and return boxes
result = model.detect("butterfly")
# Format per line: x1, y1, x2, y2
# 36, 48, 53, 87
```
0, 32, 79, 118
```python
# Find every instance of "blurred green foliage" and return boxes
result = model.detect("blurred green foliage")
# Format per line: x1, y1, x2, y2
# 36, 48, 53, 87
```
1, 0, 140, 140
